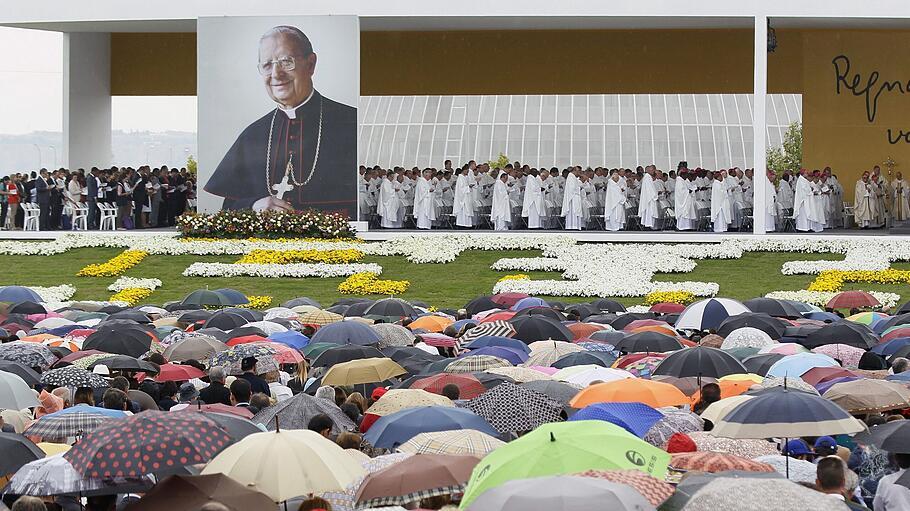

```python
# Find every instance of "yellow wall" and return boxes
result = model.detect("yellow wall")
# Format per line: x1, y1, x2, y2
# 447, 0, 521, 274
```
111, 33, 196, 95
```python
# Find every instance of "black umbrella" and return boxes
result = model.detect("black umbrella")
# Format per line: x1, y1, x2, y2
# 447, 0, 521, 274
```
178, 409, 262, 441
366, 298, 416, 318
547, 301, 567, 311
106, 310, 152, 324
83, 325, 156, 358
584, 314, 619, 325
899, 301, 910, 314
222, 308, 263, 322
472, 371, 515, 389
609, 313, 659, 330
0, 432, 45, 476
325, 304, 350, 315
164, 302, 203, 312
853, 420, 910, 454
421, 358, 455, 375
225, 326, 268, 341
182, 290, 232, 306
590, 299, 627, 313
550, 351, 616, 369
742, 298, 803, 319
203, 312, 249, 331
283, 297, 322, 308
312, 345, 385, 367
381, 346, 436, 363
253, 392, 356, 433
398, 355, 444, 375
465, 296, 500, 316
343, 301, 375, 318
8, 301, 46, 314
565, 304, 599, 320
0, 360, 41, 386
613, 331, 683, 353
195, 328, 230, 342
213, 289, 249, 306
48, 346, 73, 359
512, 307, 567, 322
40, 366, 110, 389
803, 321, 879, 349
741, 353, 786, 376
519, 380, 581, 405
653, 346, 748, 378
98, 305, 127, 314
90, 355, 159, 373
588, 330, 627, 344
510, 316, 573, 343
715, 313, 789, 339
178, 310, 213, 325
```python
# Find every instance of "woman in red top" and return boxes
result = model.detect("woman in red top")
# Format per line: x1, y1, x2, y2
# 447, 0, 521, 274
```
6, 175, 20, 230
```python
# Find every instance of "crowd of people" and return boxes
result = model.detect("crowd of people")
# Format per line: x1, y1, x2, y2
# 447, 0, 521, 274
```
360, 160, 910, 233
0, 166, 196, 231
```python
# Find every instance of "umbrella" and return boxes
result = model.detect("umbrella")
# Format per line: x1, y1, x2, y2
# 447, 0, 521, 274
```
700, 395, 755, 424
511, 297, 549, 311
460, 421, 670, 507
524, 341, 583, 366
364, 406, 498, 449
752, 454, 820, 483
810, 344, 865, 369
467, 296, 502, 315
826, 290, 879, 309
570, 378, 690, 408
105, 310, 152, 324
176, 409, 261, 441
510, 316, 573, 343
649, 302, 685, 314
83, 325, 157, 357
371, 323, 415, 348
681, 475, 844, 511
411, 373, 487, 399
0, 285, 43, 302
461, 321, 516, 342
266, 330, 310, 350
465, 381, 564, 434
464, 335, 530, 353
882, 325, 910, 343
519, 380, 583, 405
591, 299, 627, 313
313, 345, 385, 368
766, 352, 839, 378
802, 321, 878, 349
670, 451, 775, 473
284, 297, 322, 308
202, 429, 366, 502
551, 351, 617, 369
871, 337, 910, 357
464, 475, 654, 511
408, 315, 453, 333
675, 298, 750, 332
321, 358, 406, 386
444, 355, 511, 374
754, 376, 819, 395
0, 361, 40, 386
0, 341, 57, 370
396, 429, 504, 456
566, 322, 607, 340
204, 311, 252, 330
719, 327, 775, 350
0, 432, 45, 476
485, 366, 553, 383
612, 331, 682, 353
742, 298, 802, 319
569, 402, 663, 437
576, 470, 673, 507
213, 288, 250, 305
642, 408, 704, 448
366, 389, 454, 416
800, 366, 857, 386
687, 431, 778, 459
354, 453, 479, 509
561, 367, 633, 386
151, 363, 206, 382
252, 391, 356, 433
0, 371, 40, 409
712, 388, 865, 438
823, 379, 910, 413
125, 473, 272, 511
163, 335, 229, 362
853, 420, 910, 454
9, 301, 47, 314
366, 298, 417, 318
209, 344, 280, 376
651, 375, 717, 396
7, 452, 152, 498
652, 346, 747, 378
716, 313, 788, 339
182, 289, 233, 306
459, 346, 527, 365
758, 342, 810, 356
40, 366, 109, 389
91, 354, 159, 373
24, 410, 118, 439
311, 321, 382, 345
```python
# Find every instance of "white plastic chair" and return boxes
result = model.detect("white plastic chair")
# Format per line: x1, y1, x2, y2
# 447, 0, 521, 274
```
98, 203, 117, 231
71, 203, 88, 230
22, 203, 40, 231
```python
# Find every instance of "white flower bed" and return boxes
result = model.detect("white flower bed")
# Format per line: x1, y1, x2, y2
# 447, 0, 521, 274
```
107, 277, 162, 292
30, 285, 77, 303
182, 262, 383, 278
764, 290, 901, 309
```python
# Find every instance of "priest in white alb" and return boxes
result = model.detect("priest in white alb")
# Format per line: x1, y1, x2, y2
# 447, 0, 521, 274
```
854, 171, 875, 228
521, 170, 546, 229
638, 166, 660, 229
491, 171, 512, 231
893, 171, 910, 221
710, 171, 733, 233
377, 173, 403, 229
793, 170, 821, 232
413, 169, 436, 230
453, 168, 475, 228
761, 170, 778, 232
561, 169, 585, 230
603, 172, 627, 231
674, 170, 698, 231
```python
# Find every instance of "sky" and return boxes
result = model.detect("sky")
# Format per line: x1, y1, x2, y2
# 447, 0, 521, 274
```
0, 27, 197, 134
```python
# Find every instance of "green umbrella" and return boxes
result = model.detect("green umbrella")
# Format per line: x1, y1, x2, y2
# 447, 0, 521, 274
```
723, 347, 761, 361
182, 289, 232, 306
459, 420, 670, 508
302, 342, 340, 359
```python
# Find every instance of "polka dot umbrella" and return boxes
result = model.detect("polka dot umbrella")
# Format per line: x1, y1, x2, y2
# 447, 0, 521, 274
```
64, 410, 232, 479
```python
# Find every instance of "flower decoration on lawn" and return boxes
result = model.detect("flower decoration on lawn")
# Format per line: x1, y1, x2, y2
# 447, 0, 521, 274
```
807, 269, 910, 293
338, 272, 410, 296
30, 285, 77, 303
177, 209, 355, 239
497, 274, 530, 282
764, 290, 900, 309
107, 277, 162, 292
238, 295, 273, 309
109, 287, 153, 306
183, 262, 382, 278
235, 248, 364, 265
644, 290, 696, 305
76, 250, 148, 277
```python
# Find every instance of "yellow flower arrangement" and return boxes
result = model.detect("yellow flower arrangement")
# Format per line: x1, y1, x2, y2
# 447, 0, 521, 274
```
497, 274, 530, 282
77, 250, 148, 277
338, 272, 410, 295
644, 290, 696, 305
808, 269, 910, 293
238, 295, 273, 309
109, 287, 153, 306
235, 249, 364, 265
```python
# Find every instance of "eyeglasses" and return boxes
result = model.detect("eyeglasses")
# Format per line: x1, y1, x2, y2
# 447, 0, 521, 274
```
258, 54, 308, 75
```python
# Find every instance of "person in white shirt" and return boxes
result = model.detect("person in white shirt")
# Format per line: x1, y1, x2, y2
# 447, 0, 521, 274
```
873, 454, 910, 511
638, 166, 660, 229
741, 169, 754, 209
521, 170, 546, 229
603, 172, 627, 231
490, 171, 512, 231
675, 170, 698, 231
561, 169, 585, 230
452, 168, 475, 228
711, 171, 733, 233
413, 169, 436, 230
809, 171, 828, 230
726, 169, 745, 229
377, 173, 403, 229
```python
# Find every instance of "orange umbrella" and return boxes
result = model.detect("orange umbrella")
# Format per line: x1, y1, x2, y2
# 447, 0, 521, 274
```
630, 325, 679, 337
19, 333, 57, 343
569, 378, 690, 408
623, 319, 670, 332
408, 316, 453, 333
567, 322, 608, 340
690, 379, 754, 405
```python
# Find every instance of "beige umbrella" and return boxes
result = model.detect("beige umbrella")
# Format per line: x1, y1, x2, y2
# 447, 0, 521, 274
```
396, 429, 505, 456
700, 395, 754, 424
366, 389, 454, 416
291, 305, 320, 315
524, 340, 583, 367
201, 429, 366, 502
321, 357, 406, 386
687, 432, 778, 459
152, 317, 179, 328
486, 366, 554, 383
823, 379, 910, 413
300, 310, 343, 326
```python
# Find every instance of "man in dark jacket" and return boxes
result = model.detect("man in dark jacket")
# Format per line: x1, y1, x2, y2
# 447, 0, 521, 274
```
237, 356, 271, 395
199, 366, 232, 406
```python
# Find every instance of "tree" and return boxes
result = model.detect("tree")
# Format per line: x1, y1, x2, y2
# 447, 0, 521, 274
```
186, 154, 197, 179
766, 121, 802, 176
488, 153, 509, 170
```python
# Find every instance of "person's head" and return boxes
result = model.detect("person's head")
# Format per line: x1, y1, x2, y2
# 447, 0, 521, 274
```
344, 392, 367, 413
307, 413, 334, 438
250, 392, 272, 411
230, 378, 252, 405
102, 388, 128, 411
240, 356, 257, 373
895, 453, 910, 469
784, 439, 813, 461
178, 382, 200, 403
340, 402, 361, 423
336, 431, 362, 450
209, 366, 226, 384
814, 436, 838, 457
160, 380, 178, 399
892, 357, 909, 374
700, 383, 722, 404
315, 385, 335, 401
110, 375, 131, 393
146, 352, 167, 366
334, 387, 347, 407
85, 495, 116, 511
52, 387, 72, 408
816, 456, 846, 494
259, 26, 316, 109
73, 387, 95, 406
418, 495, 453, 510
298, 496, 332, 511
11, 496, 46, 511
441, 383, 461, 401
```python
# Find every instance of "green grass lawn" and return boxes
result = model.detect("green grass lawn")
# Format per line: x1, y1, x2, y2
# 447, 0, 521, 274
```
1, 247, 909, 309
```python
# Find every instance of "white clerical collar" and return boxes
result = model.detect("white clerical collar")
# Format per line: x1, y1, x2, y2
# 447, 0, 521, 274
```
278, 89, 315, 119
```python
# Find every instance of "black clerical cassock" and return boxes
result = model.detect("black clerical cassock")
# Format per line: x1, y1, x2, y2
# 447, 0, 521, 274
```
204, 90, 356, 217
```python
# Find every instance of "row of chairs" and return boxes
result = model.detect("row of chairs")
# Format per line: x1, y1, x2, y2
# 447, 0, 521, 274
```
21, 203, 118, 232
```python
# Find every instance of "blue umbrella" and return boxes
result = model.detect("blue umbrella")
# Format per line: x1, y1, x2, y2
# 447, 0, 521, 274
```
804, 311, 841, 323
45, 406, 128, 419
712, 388, 864, 438
0, 286, 43, 303
766, 353, 839, 378
464, 336, 531, 354
676, 298, 751, 332
364, 406, 499, 448
886, 372, 910, 382
871, 337, 910, 357
815, 376, 861, 395
568, 402, 663, 438
268, 331, 310, 350
450, 319, 478, 334
45, 325, 88, 336
213, 289, 249, 305
457, 346, 527, 365
511, 297, 548, 311
310, 321, 381, 346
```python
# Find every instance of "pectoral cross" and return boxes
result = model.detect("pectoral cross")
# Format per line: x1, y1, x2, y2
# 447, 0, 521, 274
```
272, 159, 295, 200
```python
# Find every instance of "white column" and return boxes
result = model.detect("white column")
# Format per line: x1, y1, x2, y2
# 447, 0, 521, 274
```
752, 16, 768, 234
63, 32, 111, 170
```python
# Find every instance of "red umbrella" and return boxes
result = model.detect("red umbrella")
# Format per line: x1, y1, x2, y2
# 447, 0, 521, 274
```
801, 367, 857, 386
613, 352, 668, 370
826, 291, 879, 309
479, 311, 517, 324
225, 335, 267, 347
567, 323, 608, 340
249, 342, 303, 364
179, 403, 254, 419
411, 373, 487, 399
649, 303, 686, 314
418, 333, 459, 349
148, 363, 206, 383
490, 293, 528, 308
882, 327, 910, 343
623, 319, 671, 331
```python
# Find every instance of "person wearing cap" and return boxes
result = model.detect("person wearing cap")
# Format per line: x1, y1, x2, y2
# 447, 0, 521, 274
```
171, 382, 201, 410
237, 356, 271, 395
815, 436, 839, 459
854, 171, 875, 229
784, 438, 814, 461
358, 387, 388, 434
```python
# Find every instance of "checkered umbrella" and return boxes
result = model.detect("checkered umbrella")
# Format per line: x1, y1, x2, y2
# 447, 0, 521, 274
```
461, 321, 516, 342
465, 381, 563, 435
396, 429, 505, 457
300, 310, 344, 326
443, 355, 511, 374
25, 410, 119, 439
40, 366, 110, 389
354, 453, 479, 509
574, 469, 675, 507
0, 341, 57, 370
7, 453, 152, 497
372, 324, 416, 349
322, 453, 413, 511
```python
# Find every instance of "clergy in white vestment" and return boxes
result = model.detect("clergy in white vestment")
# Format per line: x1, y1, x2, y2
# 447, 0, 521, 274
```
441, 173, 454, 208
809, 172, 828, 230
793, 171, 821, 232
413, 169, 436, 230
761, 170, 778, 232
521, 171, 546, 229
726, 170, 745, 228
604, 173, 627, 231
854, 171, 875, 228
742, 169, 754, 209
491, 172, 512, 231
893, 172, 910, 221
638, 167, 660, 229
561, 170, 585, 230
674, 170, 698, 230
777, 173, 795, 212
824, 168, 844, 228
453, 168, 475, 228
871, 166, 888, 226
710, 171, 733, 233
377, 173, 403, 228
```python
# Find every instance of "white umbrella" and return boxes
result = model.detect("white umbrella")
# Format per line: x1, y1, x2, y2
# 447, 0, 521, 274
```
264, 307, 298, 321
243, 321, 288, 335
564, 367, 634, 387
0, 371, 40, 409
33, 317, 75, 329
699, 395, 755, 424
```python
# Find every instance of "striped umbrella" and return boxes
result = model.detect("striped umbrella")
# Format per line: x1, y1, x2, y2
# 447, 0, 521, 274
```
675, 298, 751, 332
461, 321, 516, 342
299, 310, 344, 326
24, 410, 117, 439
